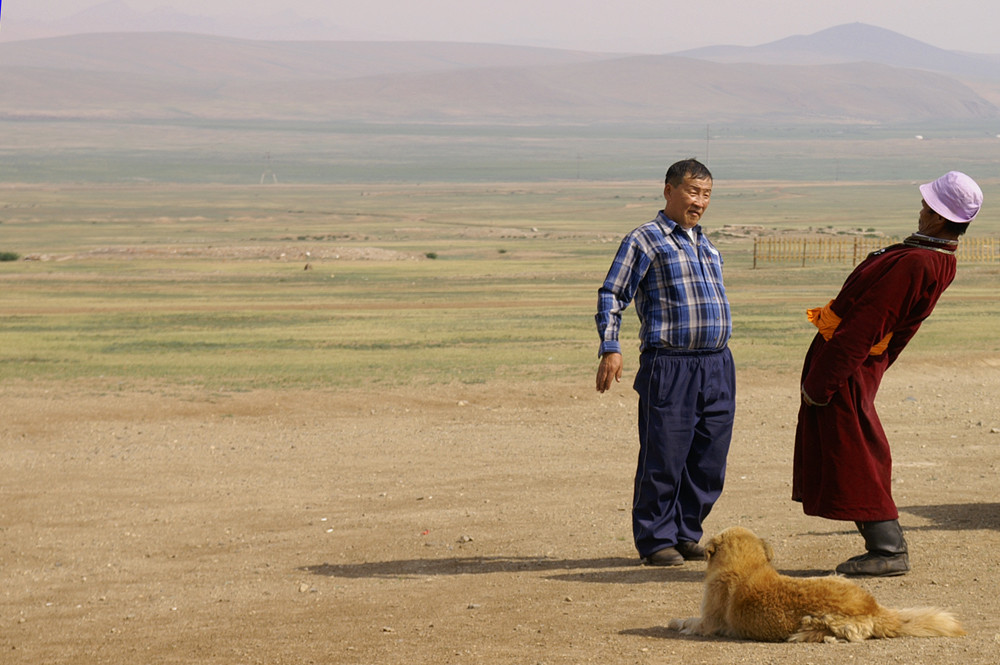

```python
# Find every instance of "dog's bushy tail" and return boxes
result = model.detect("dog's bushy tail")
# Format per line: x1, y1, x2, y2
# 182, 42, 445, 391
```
880, 607, 965, 638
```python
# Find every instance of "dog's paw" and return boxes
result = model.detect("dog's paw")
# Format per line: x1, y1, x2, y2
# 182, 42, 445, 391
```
668, 617, 700, 634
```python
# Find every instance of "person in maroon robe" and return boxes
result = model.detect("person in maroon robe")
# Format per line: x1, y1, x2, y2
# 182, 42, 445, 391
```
793, 171, 983, 577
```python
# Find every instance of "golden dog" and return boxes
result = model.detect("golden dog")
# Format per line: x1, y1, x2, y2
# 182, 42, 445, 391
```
668, 526, 965, 643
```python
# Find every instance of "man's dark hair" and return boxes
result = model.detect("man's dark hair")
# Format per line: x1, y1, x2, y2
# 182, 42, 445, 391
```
665, 158, 712, 186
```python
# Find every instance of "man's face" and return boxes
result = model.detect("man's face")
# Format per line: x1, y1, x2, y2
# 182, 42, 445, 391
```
663, 175, 712, 229
918, 199, 943, 235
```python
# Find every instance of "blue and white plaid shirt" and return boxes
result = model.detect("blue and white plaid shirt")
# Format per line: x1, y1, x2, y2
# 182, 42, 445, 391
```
596, 211, 731, 355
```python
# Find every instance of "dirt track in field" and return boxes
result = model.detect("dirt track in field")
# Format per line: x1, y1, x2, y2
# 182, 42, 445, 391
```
2, 359, 999, 664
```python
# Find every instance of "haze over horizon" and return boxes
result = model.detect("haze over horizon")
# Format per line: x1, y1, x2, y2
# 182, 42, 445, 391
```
4, 0, 1000, 55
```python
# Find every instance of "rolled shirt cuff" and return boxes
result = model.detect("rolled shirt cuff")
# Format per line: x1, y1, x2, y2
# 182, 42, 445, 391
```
599, 340, 621, 357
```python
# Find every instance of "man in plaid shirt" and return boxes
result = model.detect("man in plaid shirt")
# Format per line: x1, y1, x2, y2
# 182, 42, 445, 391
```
595, 158, 735, 566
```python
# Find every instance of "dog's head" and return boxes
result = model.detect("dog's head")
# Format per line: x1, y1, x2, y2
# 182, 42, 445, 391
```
704, 526, 774, 573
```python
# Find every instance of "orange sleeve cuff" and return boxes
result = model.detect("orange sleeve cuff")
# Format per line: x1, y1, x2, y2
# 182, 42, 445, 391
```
807, 300, 892, 356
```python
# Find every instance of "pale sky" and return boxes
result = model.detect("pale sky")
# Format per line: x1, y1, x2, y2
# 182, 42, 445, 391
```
5, 0, 1000, 54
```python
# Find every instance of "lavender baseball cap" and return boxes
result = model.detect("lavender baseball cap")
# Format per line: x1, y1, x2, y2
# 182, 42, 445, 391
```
919, 171, 983, 223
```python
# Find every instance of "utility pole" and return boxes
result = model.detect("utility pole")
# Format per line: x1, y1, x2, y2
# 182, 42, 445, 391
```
260, 151, 278, 184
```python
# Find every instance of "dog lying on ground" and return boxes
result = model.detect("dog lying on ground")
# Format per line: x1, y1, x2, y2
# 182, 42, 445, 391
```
668, 526, 965, 643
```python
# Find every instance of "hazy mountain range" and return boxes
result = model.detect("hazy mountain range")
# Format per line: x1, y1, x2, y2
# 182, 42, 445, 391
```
0, 0, 368, 43
1, 22, 999, 125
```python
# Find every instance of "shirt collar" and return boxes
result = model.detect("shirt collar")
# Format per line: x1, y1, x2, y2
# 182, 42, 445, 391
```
658, 210, 701, 237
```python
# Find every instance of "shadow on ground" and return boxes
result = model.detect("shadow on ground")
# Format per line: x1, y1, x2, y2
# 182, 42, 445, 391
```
620, 626, 743, 642
902, 503, 1000, 531
303, 503, 998, 584
301, 555, 704, 583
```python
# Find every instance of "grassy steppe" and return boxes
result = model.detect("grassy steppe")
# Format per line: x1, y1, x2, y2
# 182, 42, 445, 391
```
2, 180, 999, 389
3, 118, 1000, 184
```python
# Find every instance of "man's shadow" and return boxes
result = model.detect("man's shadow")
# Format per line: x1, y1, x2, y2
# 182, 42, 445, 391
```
300, 555, 705, 584
901, 502, 1000, 531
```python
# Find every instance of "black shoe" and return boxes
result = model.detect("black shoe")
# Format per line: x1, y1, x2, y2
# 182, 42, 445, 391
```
675, 541, 707, 561
839, 520, 910, 576
835, 552, 910, 577
642, 547, 684, 566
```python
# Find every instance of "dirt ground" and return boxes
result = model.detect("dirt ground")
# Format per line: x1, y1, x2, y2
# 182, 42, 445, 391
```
2, 359, 999, 664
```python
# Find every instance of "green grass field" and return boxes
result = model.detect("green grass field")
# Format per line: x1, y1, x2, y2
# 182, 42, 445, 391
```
2, 118, 1000, 184
2, 119, 998, 389
3, 175, 999, 389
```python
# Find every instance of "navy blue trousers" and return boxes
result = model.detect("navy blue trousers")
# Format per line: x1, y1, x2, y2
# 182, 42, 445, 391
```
632, 347, 735, 558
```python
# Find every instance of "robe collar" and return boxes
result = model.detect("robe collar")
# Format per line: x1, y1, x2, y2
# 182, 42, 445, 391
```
902, 233, 959, 254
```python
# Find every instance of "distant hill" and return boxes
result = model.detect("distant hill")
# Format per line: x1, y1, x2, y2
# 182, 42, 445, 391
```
0, 32, 615, 80
0, 25, 997, 124
674, 23, 1000, 82
0, 0, 365, 43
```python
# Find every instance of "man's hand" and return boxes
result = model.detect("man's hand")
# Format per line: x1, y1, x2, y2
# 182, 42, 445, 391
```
596, 352, 623, 393
801, 385, 829, 407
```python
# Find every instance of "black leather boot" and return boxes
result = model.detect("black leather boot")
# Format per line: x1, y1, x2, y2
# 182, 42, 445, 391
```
835, 520, 910, 577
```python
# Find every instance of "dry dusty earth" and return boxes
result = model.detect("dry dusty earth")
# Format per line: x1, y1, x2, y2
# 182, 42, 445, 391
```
2, 359, 999, 664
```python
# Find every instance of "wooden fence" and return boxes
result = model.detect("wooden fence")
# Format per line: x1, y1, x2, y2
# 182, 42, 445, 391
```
752, 236, 1000, 268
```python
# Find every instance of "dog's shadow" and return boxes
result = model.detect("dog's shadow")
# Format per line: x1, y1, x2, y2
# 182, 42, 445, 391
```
620, 626, 743, 642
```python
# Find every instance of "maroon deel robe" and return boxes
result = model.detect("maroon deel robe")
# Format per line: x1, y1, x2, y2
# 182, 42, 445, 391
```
792, 239, 956, 521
